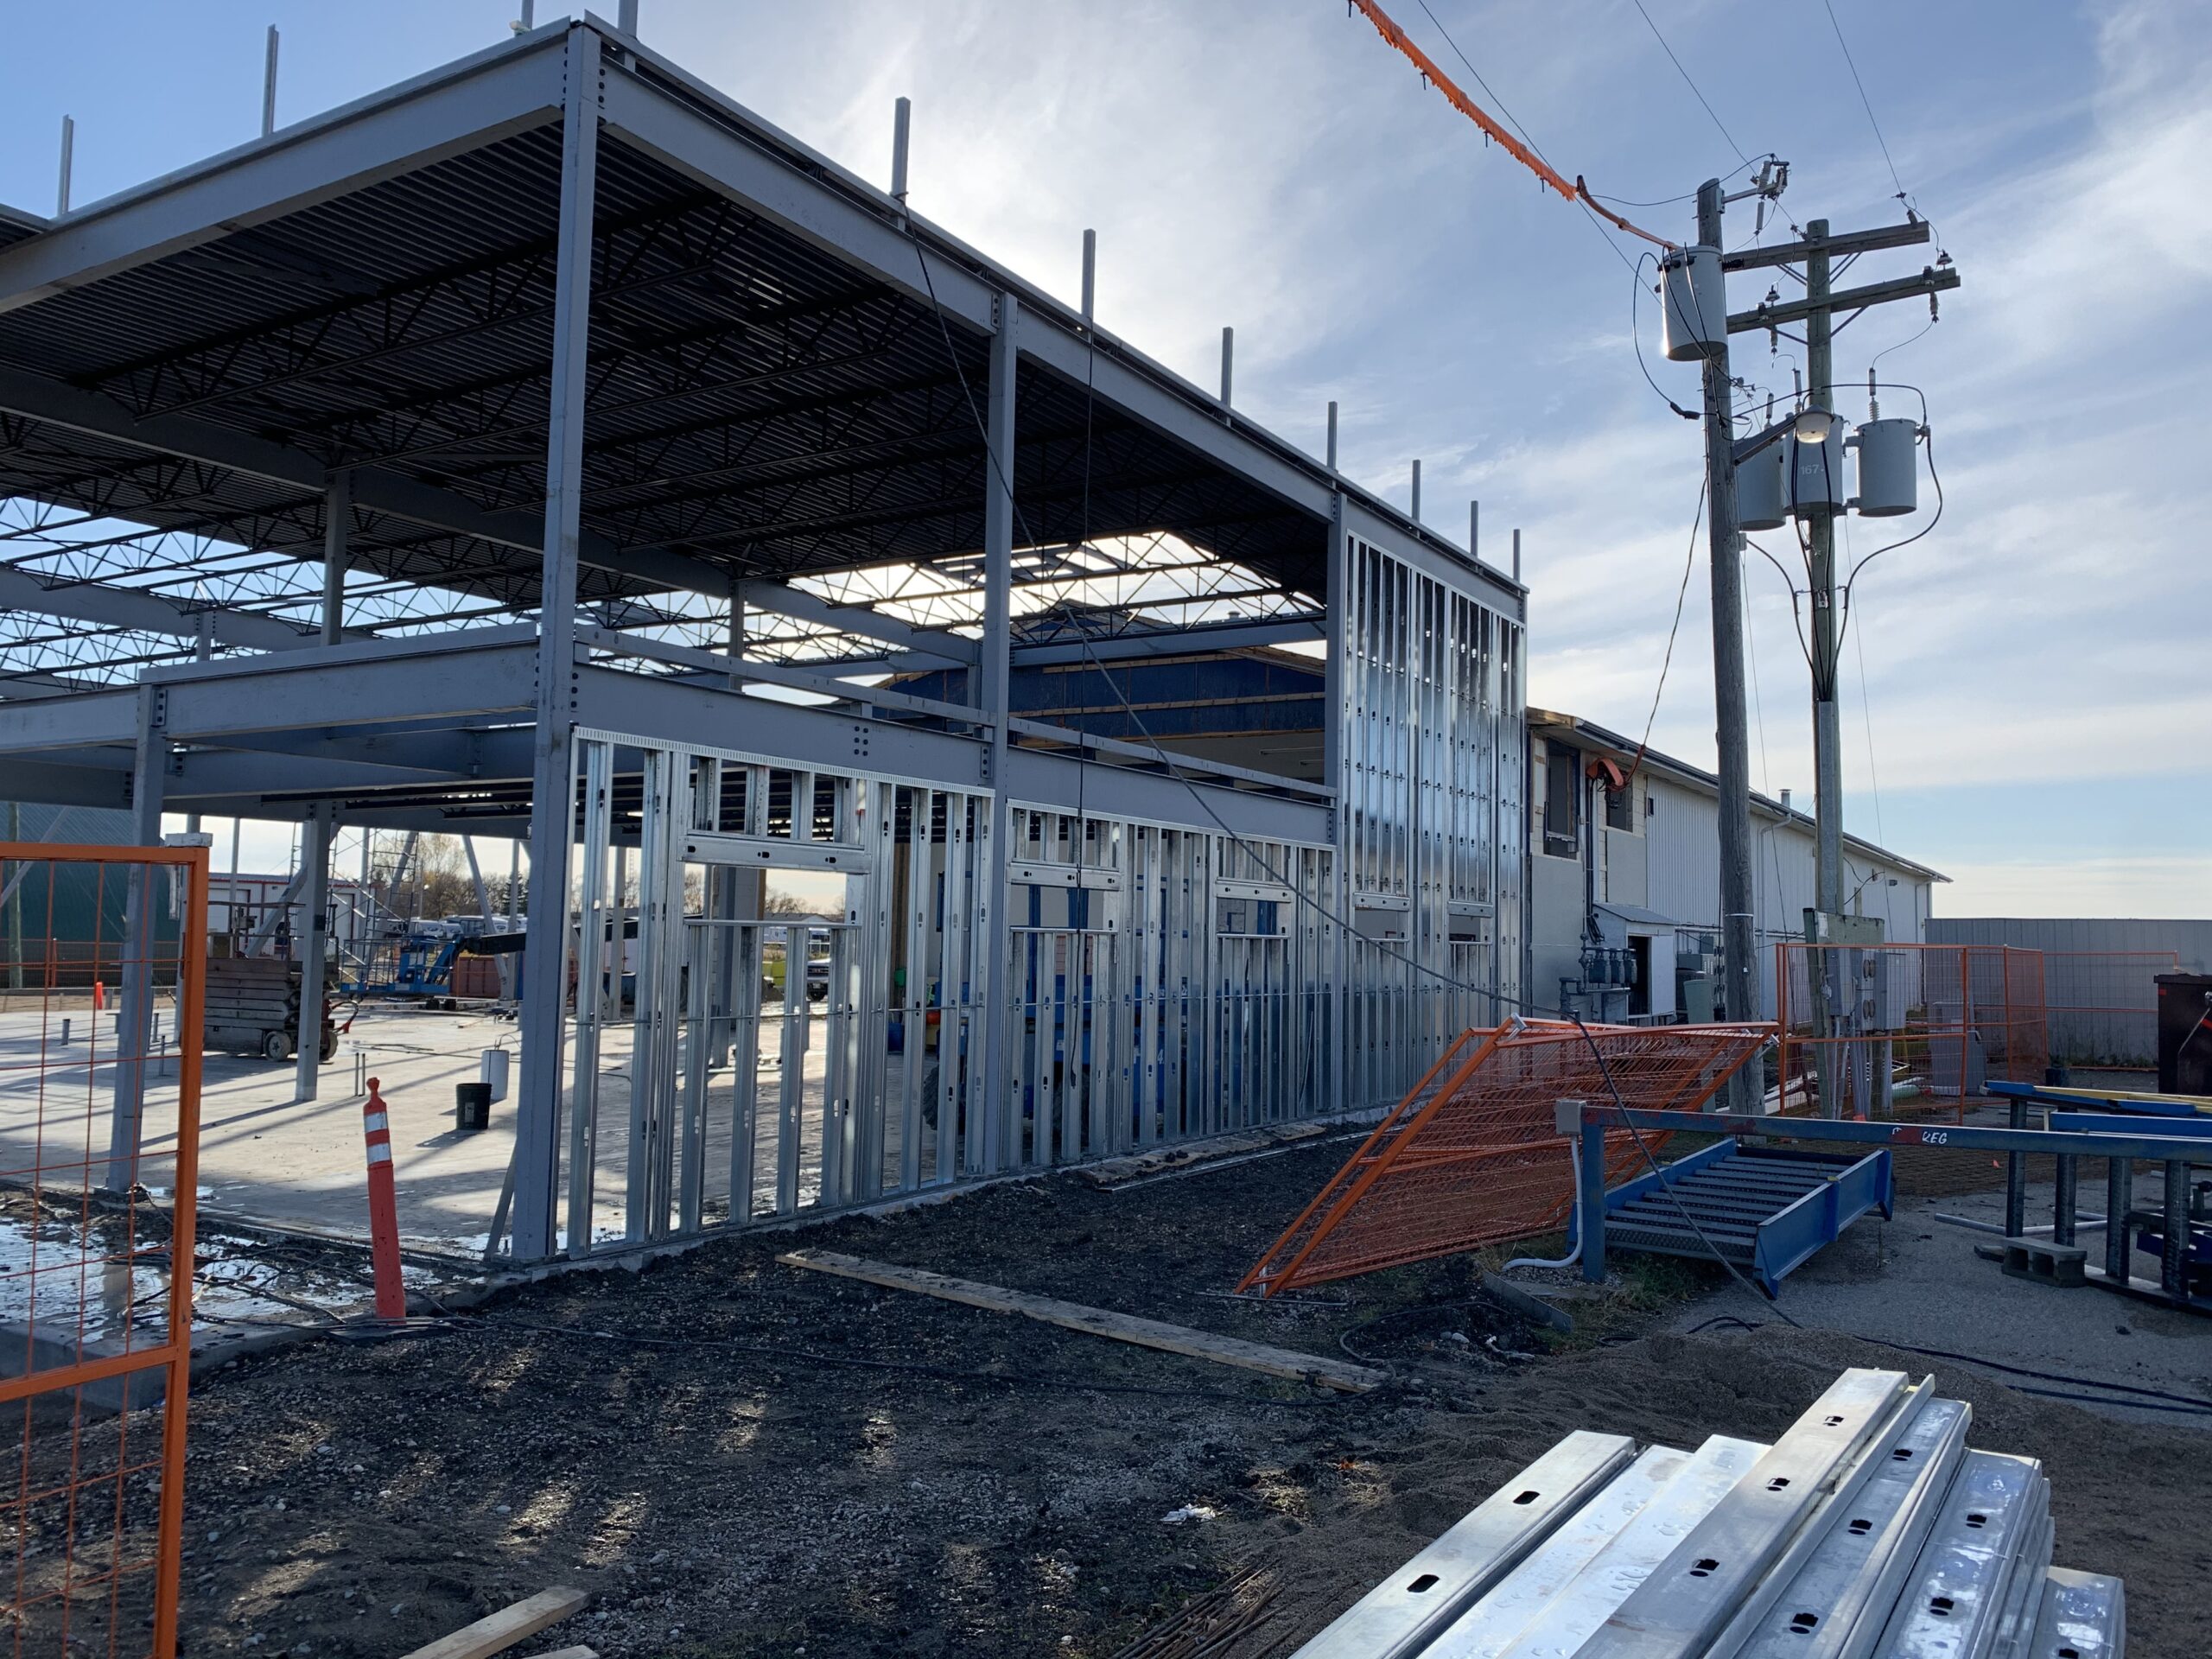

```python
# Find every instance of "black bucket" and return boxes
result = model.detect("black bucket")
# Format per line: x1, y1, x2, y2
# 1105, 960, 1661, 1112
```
454, 1081, 492, 1133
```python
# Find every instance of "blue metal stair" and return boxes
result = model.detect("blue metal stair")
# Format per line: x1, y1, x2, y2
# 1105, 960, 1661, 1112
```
1573, 1139, 1893, 1294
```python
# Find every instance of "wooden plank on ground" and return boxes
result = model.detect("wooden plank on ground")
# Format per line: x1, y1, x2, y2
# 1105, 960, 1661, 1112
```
398, 1588, 590, 1659
778, 1248, 1383, 1393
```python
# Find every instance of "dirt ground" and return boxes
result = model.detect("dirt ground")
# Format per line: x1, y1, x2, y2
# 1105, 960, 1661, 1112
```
130, 1132, 2208, 1656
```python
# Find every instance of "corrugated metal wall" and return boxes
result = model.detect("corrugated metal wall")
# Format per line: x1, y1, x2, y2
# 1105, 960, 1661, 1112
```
1927, 918, 2211, 1064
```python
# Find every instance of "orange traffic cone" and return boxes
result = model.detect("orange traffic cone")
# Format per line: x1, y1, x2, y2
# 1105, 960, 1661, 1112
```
92, 981, 105, 1012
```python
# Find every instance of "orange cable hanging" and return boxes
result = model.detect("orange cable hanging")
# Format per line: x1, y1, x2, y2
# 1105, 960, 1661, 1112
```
1349, 0, 1676, 250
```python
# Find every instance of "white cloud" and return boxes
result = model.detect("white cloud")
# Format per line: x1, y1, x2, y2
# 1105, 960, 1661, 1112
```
1937, 856, 2212, 919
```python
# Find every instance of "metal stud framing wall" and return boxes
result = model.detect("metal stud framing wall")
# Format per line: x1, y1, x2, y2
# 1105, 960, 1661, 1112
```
0, 16, 1526, 1262
550, 721, 1346, 1252
1339, 527, 1526, 1112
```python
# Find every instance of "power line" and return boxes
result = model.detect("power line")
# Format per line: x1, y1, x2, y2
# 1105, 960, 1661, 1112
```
1624, 477, 1705, 784
1820, 0, 1906, 198
1836, 509, 1891, 852
1629, 0, 1750, 164
1402, 1, 1649, 275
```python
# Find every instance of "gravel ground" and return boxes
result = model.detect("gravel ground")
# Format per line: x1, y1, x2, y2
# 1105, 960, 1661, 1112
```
73, 1131, 2209, 1656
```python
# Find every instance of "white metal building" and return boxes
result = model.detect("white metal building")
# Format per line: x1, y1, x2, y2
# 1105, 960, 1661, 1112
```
1527, 709, 1942, 1022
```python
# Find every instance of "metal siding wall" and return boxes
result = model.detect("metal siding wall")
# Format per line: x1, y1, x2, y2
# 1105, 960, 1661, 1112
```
1928, 917, 2210, 1063
1928, 918, 2212, 970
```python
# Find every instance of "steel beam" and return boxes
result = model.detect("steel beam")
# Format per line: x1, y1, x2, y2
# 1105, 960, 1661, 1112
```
1002, 748, 1329, 845
0, 755, 130, 808
596, 70, 997, 336
514, 29, 601, 1263
0, 31, 569, 314
0, 687, 137, 752
0, 565, 347, 651
574, 664, 982, 784
156, 639, 538, 740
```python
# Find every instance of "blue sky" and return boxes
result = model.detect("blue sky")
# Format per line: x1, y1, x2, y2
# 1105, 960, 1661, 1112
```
3, 2, 2205, 918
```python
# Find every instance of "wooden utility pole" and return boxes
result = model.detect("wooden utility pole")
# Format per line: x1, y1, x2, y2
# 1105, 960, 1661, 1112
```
1694, 180, 1759, 1110
1722, 214, 1958, 1113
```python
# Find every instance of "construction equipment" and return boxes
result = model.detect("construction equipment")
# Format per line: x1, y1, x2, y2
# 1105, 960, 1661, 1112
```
1291, 1368, 2120, 1658
203, 955, 337, 1063
1571, 1139, 1892, 1294
1568, 1097, 2212, 1317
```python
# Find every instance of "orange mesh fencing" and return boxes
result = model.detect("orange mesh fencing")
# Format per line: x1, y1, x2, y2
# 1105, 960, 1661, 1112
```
1775, 942, 2056, 1119
0, 842, 205, 1656
1236, 1020, 1768, 1296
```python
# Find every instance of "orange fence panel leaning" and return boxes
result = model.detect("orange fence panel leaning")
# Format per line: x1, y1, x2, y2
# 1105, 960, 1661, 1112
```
1236, 1020, 1768, 1298
0, 840, 207, 1658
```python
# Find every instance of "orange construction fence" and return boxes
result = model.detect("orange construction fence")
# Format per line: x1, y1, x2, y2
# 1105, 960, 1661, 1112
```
1774, 943, 2183, 1116
0, 842, 205, 1656
1237, 1020, 1769, 1297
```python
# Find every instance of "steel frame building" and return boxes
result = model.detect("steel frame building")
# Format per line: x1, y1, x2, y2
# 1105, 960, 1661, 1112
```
0, 16, 1524, 1260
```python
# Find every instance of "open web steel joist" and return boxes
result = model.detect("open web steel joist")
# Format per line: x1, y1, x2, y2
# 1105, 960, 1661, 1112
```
1238, 1021, 1768, 1296
0, 16, 1529, 1262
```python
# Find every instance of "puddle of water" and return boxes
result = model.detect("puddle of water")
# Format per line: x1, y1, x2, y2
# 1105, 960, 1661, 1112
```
0, 1192, 446, 1347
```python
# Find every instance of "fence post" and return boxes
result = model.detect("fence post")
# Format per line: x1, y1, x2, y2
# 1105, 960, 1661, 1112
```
2104, 1155, 2133, 1282
2161, 1160, 2190, 1297
1571, 1100, 1606, 1282
361, 1077, 407, 1319
2003, 1097, 2027, 1239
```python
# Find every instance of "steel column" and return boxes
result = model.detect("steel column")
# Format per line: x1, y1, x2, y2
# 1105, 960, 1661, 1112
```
291, 473, 350, 1104
105, 685, 167, 1192
976, 291, 1017, 1173
512, 27, 601, 1262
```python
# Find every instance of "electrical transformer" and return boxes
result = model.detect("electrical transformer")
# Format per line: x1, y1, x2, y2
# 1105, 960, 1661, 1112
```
1849, 417, 1920, 516
1787, 424, 1846, 517
1735, 437, 1787, 530
1661, 245, 1724, 361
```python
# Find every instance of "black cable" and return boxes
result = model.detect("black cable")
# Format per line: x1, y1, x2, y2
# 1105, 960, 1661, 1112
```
1590, 151, 1768, 209
1839, 426, 1944, 635
1631, 251, 1699, 421
1629, 0, 1750, 164
1685, 1314, 2212, 1412
1624, 477, 1704, 785
1566, 1014, 1800, 1321
1408, 0, 1648, 277
1820, 0, 1907, 200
